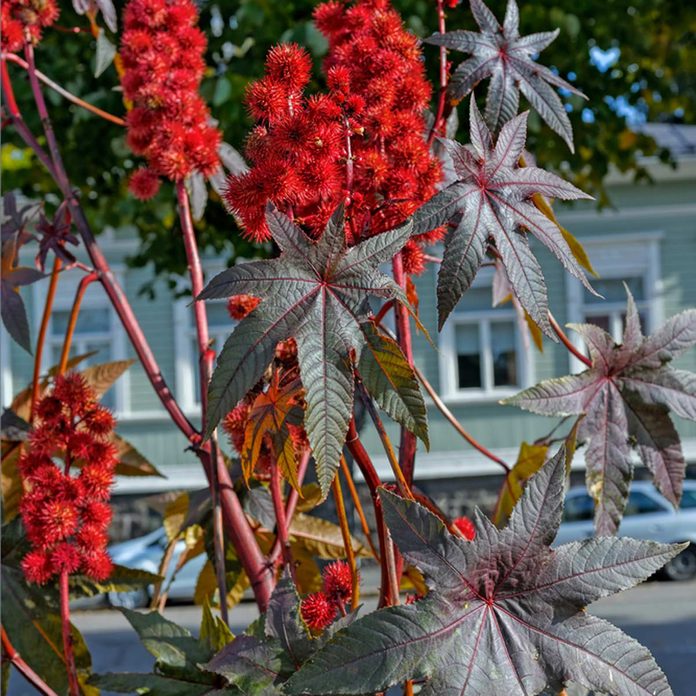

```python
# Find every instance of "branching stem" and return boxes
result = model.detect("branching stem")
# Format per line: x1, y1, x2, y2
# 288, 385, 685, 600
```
549, 312, 592, 368
57, 271, 98, 375
332, 462, 360, 611
339, 456, 380, 562
59, 571, 80, 696
270, 459, 294, 573
30, 257, 61, 420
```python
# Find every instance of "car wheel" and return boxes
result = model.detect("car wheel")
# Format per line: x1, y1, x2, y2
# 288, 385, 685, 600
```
662, 544, 696, 581
107, 588, 149, 609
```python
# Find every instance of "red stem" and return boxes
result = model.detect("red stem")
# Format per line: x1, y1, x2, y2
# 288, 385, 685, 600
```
391, 253, 417, 485
14, 53, 274, 610
427, 0, 448, 145
1, 627, 59, 696
270, 460, 293, 572
3, 52, 126, 126
59, 571, 80, 696
346, 419, 396, 607
414, 363, 510, 472
268, 447, 311, 565
549, 312, 592, 368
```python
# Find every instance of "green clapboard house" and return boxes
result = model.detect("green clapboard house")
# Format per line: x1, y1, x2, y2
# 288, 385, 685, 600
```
3, 123, 695, 525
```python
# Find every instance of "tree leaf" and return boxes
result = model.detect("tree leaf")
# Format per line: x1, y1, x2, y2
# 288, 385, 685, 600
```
94, 29, 116, 77
357, 321, 428, 448
90, 672, 214, 695
113, 433, 165, 477
202, 205, 413, 494
287, 513, 370, 559
69, 565, 162, 599
418, 99, 591, 334
426, 0, 585, 148
505, 289, 696, 533
286, 449, 684, 696
1, 281, 32, 353
492, 441, 548, 527
200, 600, 235, 653
81, 358, 136, 399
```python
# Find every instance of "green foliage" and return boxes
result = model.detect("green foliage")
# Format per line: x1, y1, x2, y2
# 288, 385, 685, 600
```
3, 0, 693, 286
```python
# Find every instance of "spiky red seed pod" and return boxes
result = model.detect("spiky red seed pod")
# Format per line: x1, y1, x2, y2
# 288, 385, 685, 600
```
265, 43, 313, 93
21, 549, 54, 584
453, 516, 476, 541
51, 542, 82, 574
322, 560, 354, 606
81, 405, 116, 437
129, 167, 161, 200
81, 501, 113, 528
35, 395, 63, 422
222, 401, 250, 454
227, 294, 261, 320
79, 464, 114, 500
274, 338, 297, 364
300, 592, 336, 631
35, 500, 79, 546
76, 522, 109, 551
401, 239, 426, 275
52, 373, 92, 411
80, 548, 113, 581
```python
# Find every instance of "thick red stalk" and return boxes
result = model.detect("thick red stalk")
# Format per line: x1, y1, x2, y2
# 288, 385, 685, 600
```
391, 253, 417, 485
59, 571, 80, 696
1, 627, 59, 696
346, 419, 396, 607
14, 55, 274, 611
427, 0, 448, 145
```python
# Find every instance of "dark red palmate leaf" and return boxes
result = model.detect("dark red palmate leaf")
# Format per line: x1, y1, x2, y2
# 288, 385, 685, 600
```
286, 449, 684, 696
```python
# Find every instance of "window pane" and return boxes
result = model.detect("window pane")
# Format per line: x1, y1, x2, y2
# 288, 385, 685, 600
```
625, 491, 664, 515
52, 308, 111, 336
584, 277, 644, 304
585, 314, 611, 333
455, 324, 481, 389
563, 494, 594, 522
491, 322, 517, 387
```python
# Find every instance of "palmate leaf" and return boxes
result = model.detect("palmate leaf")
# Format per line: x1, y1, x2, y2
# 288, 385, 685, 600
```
426, 0, 585, 149
413, 98, 593, 335
286, 450, 684, 696
505, 290, 696, 533
200, 204, 414, 494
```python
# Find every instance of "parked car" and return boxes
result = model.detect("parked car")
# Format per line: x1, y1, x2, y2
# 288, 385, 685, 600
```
107, 528, 207, 608
556, 481, 696, 581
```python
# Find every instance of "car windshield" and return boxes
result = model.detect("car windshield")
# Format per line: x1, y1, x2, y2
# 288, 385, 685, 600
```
563, 488, 670, 522
680, 488, 696, 509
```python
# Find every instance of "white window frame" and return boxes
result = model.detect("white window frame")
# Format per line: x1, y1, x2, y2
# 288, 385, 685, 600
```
173, 264, 235, 415
438, 269, 534, 403
565, 232, 664, 373
31, 266, 130, 415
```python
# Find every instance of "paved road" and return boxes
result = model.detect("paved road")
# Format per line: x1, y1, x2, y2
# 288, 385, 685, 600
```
7, 579, 696, 695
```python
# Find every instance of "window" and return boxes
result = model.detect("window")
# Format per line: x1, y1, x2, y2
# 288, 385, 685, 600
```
624, 491, 665, 516
174, 289, 235, 413
680, 489, 696, 509
439, 277, 532, 400
566, 233, 662, 372
34, 272, 127, 413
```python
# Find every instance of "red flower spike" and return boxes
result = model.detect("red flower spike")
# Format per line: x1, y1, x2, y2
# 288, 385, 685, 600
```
1, 0, 59, 53
301, 592, 336, 632
322, 560, 354, 606
453, 516, 476, 541
120, 0, 221, 187
19, 374, 116, 585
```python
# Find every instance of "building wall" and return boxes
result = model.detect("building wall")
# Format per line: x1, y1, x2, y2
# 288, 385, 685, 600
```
4, 159, 696, 494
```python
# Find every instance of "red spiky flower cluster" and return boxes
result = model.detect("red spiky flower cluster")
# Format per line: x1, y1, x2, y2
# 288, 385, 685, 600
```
225, 43, 345, 242
300, 560, 354, 632
120, 0, 221, 199
453, 515, 476, 541
226, 0, 443, 273
315, 0, 444, 272
1, 0, 59, 53
20, 374, 117, 584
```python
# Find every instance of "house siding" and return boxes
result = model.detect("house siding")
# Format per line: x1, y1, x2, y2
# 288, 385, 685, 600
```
5, 162, 696, 491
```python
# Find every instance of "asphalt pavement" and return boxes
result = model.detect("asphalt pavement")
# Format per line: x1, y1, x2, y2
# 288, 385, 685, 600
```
6, 578, 696, 695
